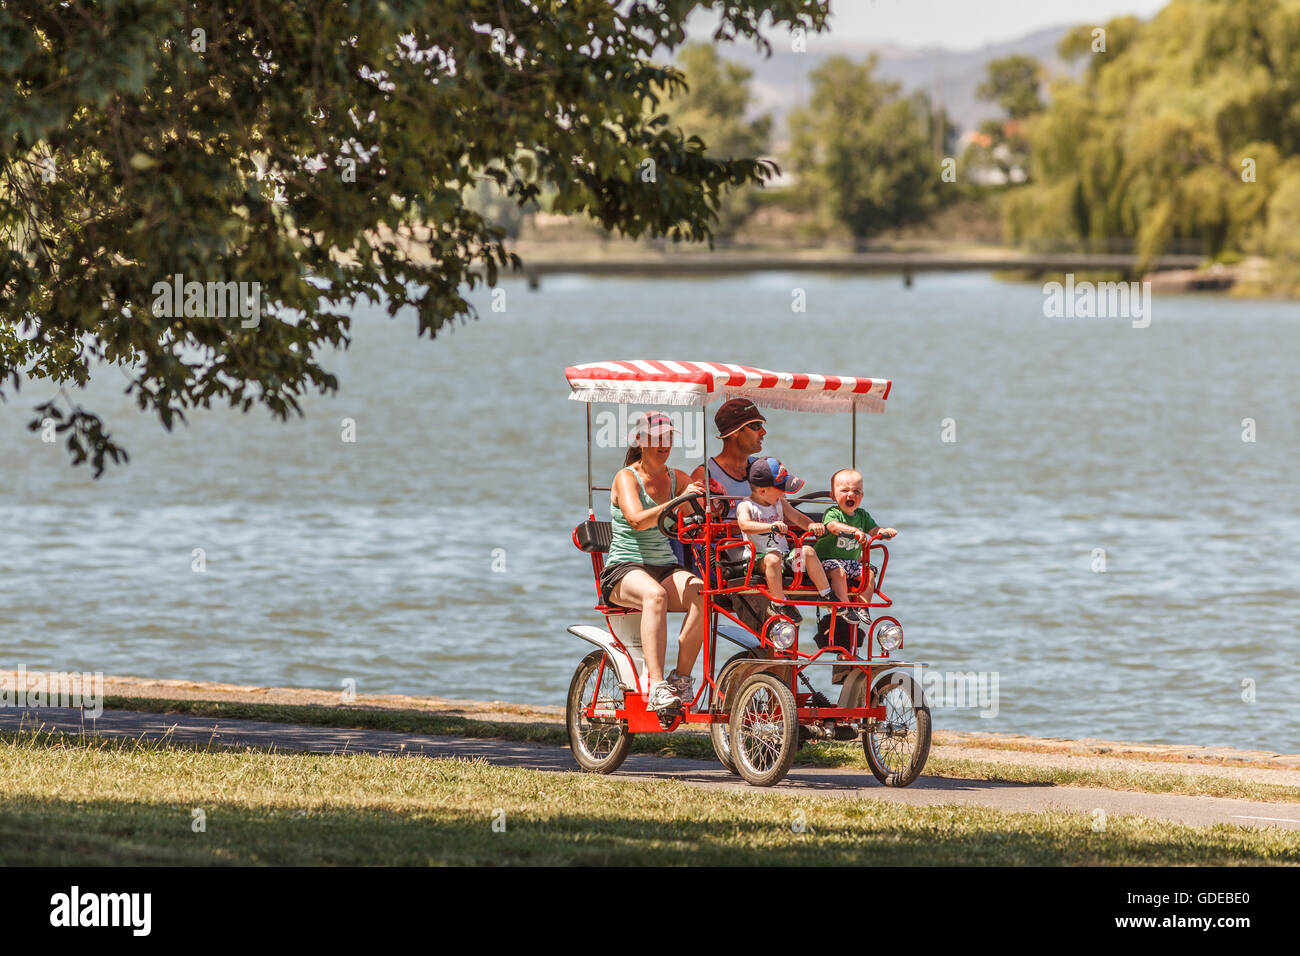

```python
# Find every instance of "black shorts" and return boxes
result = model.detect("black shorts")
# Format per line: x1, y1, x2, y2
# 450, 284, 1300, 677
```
599, 561, 685, 609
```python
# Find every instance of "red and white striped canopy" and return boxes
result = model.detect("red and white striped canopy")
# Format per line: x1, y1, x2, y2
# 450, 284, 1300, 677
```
565, 360, 891, 413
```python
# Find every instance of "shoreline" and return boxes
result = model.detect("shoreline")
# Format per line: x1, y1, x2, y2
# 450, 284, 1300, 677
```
40, 671, 1300, 776
372, 225, 1274, 295
506, 245, 1211, 284
458, 240, 1285, 297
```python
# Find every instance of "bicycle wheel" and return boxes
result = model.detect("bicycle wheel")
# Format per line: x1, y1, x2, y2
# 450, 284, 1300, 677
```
727, 673, 798, 787
862, 671, 931, 786
566, 649, 634, 773
710, 650, 760, 774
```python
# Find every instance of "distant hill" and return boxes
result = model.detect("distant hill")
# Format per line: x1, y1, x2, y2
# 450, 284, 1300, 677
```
710, 24, 1085, 141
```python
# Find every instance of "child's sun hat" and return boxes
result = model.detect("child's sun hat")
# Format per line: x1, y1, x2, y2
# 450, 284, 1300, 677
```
747, 456, 804, 493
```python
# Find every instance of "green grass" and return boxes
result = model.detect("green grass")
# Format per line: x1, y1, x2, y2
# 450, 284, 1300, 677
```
3, 730, 1298, 866
101, 696, 1300, 805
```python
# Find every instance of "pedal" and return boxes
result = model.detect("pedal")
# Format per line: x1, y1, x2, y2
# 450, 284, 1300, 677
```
656, 705, 682, 729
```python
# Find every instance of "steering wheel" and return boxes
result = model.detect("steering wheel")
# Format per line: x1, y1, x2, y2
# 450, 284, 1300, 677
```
656, 491, 707, 540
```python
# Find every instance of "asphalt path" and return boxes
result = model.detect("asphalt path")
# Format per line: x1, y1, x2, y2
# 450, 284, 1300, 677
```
4, 707, 1298, 832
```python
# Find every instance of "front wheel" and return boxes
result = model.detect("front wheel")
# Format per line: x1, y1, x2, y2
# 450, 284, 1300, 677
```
863, 672, 931, 786
728, 673, 798, 787
566, 650, 634, 773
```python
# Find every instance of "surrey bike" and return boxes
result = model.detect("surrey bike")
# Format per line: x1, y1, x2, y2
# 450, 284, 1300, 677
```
563, 360, 931, 788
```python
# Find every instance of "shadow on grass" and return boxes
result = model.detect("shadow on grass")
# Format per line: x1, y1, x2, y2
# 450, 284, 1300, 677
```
5, 722, 1050, 802
67, 702, 1300, 805
3, 796, 1294, 867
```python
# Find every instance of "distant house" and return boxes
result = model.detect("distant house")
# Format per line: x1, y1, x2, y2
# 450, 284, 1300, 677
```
960, 122, 1027, 186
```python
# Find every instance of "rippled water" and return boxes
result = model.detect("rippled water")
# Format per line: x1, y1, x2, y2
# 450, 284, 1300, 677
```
3, 272, 1297, 751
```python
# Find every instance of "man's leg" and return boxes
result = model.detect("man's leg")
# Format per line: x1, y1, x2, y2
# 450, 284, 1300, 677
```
662, 571, 704, 677
609, 570, 670, 685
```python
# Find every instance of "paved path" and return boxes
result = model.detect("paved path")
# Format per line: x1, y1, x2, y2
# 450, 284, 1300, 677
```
5, 707, 1299, 832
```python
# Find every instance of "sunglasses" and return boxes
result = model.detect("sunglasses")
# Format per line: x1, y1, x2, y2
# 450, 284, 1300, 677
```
742, 421, 765, 431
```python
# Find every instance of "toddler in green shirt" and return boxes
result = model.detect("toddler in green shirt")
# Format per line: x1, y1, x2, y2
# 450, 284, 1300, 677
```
814, 468, 897, 626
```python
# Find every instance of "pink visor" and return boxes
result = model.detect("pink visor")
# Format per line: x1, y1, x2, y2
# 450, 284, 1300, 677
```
628, 410, 678, 447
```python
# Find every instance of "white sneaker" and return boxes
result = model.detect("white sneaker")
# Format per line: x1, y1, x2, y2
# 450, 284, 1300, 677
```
646, 681, 683, 715
667, 669, 695, 705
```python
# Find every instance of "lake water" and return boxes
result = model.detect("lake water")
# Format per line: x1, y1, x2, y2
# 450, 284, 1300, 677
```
2, 272, 1297, 752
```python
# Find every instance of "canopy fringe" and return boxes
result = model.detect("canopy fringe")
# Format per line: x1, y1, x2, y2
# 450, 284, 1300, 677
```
567, 387, 703, 407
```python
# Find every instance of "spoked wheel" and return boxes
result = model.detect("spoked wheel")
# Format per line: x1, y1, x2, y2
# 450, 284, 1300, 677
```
863, 672, 931, 787
566, 650, 634, 773
711, 651, 760, 774
728, 673, 798, 787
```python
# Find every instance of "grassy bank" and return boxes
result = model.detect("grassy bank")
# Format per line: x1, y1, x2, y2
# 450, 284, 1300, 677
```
100, 696, 1300, 805
3, 731, 1297, 866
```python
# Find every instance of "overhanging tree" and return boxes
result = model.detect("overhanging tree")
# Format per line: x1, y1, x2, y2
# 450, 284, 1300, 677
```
0, 0, 830, 473
668, 43, 773, 237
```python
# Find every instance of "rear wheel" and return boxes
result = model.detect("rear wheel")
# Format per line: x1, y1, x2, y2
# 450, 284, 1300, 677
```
566, 650, 634, 773
728, 673, 798, 787
710, 651, 759, 774
863, 672, 931, 786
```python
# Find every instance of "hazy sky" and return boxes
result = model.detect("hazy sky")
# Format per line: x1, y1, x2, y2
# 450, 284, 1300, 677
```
702, 0, 1171, 51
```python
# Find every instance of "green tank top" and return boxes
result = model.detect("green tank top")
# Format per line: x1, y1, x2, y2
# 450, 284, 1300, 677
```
608, 467, 678, 566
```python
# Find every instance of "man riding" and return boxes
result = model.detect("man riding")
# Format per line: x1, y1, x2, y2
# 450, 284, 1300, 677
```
691, 397, 822, 536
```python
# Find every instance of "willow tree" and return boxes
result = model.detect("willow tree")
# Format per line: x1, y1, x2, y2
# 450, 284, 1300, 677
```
0, 0, 829, 473
1003, 0, 1300, 273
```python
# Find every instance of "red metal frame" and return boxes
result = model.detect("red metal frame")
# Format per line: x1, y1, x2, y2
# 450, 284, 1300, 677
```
576, 500, 896, 730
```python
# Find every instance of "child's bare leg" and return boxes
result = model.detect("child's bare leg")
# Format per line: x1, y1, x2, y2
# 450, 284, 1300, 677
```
763, 553, 787, 602
802, 547, 831, 592
862, 566, 876, 606
828, 566, 849, 603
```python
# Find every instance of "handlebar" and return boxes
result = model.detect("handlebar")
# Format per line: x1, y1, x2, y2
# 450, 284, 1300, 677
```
789, 490, 831, 502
